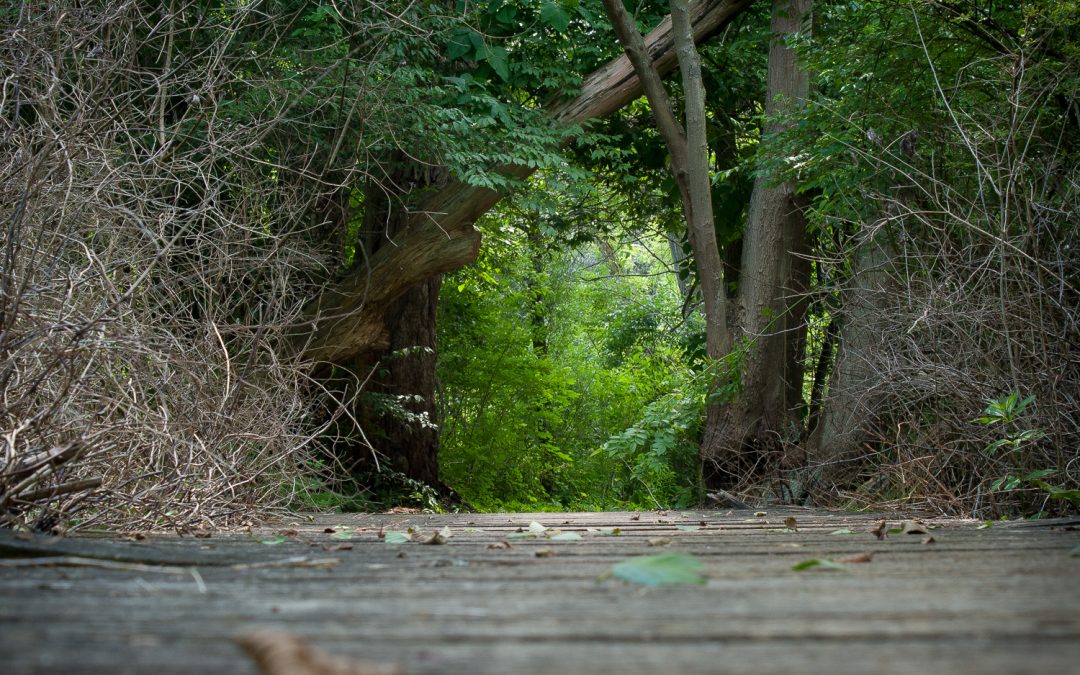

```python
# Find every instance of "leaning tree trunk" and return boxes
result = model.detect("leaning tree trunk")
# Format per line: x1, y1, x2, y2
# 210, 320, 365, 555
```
293, 0, 751, 486
701, 0, 812, 487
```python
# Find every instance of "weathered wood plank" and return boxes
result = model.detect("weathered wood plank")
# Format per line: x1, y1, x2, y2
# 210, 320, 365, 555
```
1, 509, 1077, 674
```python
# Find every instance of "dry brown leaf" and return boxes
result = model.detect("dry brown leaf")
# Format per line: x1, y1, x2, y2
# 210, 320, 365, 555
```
487, 541, 512, 550
323, 528, 336, 534
279, 529, 299, 537
836, 552, 874, 564
921, 535, 936, 545
420, 526, 452, 545
236, 630, 402, 675
901, 520, 929, 535
534, 548, 555, 558
647, 537, 672, 547
194, 531, 212, 539
871, 520, 887, 540
784, 516, 798, 530
630, 514, 641, 521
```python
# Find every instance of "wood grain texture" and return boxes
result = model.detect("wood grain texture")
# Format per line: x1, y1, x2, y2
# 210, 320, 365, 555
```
2, 509, 1078, 674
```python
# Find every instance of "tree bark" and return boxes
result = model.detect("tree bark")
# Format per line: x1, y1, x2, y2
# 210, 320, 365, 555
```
602, 0, 732, 360
701, 0, 812, 486
294, 0, 752, 369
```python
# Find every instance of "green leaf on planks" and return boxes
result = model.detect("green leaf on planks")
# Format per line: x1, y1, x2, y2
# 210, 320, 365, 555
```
329, 530, 353, 541
528, 521, 548, 535
611, 553, 706, 587
258, 536, 287, 545
383, 531, 411, 544
674, 525, 700, 531
548, 531, 582, 541
792, 558, 850, 572
596, 527, 621, 536
829, 528, 856, 535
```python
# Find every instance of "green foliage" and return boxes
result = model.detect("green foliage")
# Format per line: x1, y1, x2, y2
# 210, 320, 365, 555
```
438, 184, 703, 511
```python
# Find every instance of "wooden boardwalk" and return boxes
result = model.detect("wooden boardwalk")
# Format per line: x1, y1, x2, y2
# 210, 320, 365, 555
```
2, 508, 1078, 674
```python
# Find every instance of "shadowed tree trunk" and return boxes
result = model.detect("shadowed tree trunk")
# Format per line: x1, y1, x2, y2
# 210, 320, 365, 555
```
701, 0, 812, 487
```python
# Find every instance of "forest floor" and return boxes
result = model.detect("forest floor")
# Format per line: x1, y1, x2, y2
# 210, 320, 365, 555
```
2, 508, 1078, 674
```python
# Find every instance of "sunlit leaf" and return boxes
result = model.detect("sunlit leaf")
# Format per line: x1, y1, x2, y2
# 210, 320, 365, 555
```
674, 525, 700, 531
829, 528, 855, 535
383, 531, 411, 544
611, 553, 706, 586
330, 530, 353, 541
258, 536, 286, 545
528, 521, 548, 535
548, 531, 582, 541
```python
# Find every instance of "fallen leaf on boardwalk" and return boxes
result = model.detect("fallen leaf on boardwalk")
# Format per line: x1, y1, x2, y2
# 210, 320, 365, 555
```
258, 536, 287, 546
630, 514, 641, 521
674, 525, 700, 532
330, 531, 353, 541
237, 630, 402, 675
548, 532, 582, 541
194, 531, 212, 539
382, 531, 411, 545
754, 511, 768, 518
323, 528, 336, 534
871, 520, 887, 540
647, 537, 672, 547
792, 558, 850, 572
595, 527, 621, 536
322, 543, 353, 552
829, 528, 855, 536
528, 521, 548, 535
921, 536, 936, 545
901, 520, 929, 535
784, 517, 798, 530
534, 548, 555, 558
487, 541, 512, 550
278, 529, 299, 537
977, 521, 993, 530
420, 526, 452, 545
836, 552, 874, 564
611, 553, 705, 586
121, 532, 147, 541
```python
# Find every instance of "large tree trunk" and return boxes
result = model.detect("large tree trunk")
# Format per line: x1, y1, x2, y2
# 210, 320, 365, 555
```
341, 171, 444, 488
809, 132, 918, 480
294, 0, 752, 369
701, 0, 812, 487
